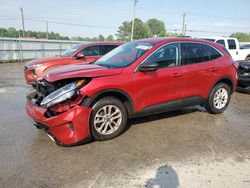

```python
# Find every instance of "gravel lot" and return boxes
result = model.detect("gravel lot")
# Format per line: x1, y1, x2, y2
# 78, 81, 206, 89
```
0, 63, 250, 188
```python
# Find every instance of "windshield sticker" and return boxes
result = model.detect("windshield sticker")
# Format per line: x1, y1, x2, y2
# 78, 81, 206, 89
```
136, 45, 152, 50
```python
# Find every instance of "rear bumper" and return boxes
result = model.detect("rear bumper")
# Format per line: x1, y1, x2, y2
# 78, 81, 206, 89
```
26, 98, 92, 146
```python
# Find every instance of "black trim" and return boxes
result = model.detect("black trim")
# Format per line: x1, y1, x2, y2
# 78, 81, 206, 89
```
81, 89, 135, 113
33, 121, 92, 147
210, 77, 235, 94
131, 96, 204, 118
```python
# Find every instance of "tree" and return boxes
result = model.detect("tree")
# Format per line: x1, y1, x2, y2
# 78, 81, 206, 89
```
116, 18, 151, 41
116, 21, 131, 41
230, 32, 250, 42
98, 34, 105, 41
106, 35, 114, 41
146, 18, 166, 37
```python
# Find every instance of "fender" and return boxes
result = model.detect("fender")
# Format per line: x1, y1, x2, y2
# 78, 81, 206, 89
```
81, 88, 135, 115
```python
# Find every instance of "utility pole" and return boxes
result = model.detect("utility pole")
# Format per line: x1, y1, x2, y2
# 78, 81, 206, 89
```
181, 13, 186, 36
20, 7, 25, 37
131, 0, 137, 42
46, 21, 49, 39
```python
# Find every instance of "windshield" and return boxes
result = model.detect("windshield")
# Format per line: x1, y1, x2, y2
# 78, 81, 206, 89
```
94, 42, 155, 68
60, 44, 84, 57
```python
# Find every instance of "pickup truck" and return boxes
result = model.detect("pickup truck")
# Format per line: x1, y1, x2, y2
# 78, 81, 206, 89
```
199, 37, 250, 62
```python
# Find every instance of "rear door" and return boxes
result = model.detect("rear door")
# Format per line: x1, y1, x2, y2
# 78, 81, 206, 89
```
226, 39, 239, 61
180, 42, 222, 99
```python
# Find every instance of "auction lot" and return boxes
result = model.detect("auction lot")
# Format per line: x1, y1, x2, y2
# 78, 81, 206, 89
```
0, 63, 250, 188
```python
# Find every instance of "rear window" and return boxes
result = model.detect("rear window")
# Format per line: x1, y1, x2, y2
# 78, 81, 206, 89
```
181, 43, 221, 65
228, 39, 236, 50
216, 40, 225, 47
99, 45, 118, 55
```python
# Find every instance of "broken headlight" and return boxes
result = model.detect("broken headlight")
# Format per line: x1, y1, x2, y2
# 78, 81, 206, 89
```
40, 80, 85, 108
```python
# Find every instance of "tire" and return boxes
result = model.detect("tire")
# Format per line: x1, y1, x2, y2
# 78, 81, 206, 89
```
246, 56, 250, 62
205, 83, 231, 114
90, 96, 128, 141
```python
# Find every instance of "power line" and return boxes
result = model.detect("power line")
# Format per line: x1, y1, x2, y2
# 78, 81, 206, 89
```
24, 18, 118, 29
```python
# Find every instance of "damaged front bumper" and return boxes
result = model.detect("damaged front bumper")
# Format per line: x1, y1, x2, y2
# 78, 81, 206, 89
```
237, 77, 250, 92
237, 61, 250, 93
26, 92, 92, 146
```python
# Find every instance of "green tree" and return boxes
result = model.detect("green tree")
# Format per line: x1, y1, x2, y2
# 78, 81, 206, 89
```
230, 32, 250, 42
116, 21, 131, 41
98, 34, 105, 41
116, 18, 151, 41
146, 18, 166, 37
106, 35, 114, 41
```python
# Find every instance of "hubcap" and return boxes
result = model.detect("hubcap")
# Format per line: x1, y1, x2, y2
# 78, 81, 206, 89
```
213, 88, 228, 110
94, 105, 122, 135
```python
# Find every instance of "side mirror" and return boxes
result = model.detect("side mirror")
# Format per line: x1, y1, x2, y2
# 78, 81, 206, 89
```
138, 62, 158, 72
75, 53, 85, 59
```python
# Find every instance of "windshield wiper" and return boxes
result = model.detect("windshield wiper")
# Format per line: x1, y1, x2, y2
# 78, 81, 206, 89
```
96, 63, 115, 68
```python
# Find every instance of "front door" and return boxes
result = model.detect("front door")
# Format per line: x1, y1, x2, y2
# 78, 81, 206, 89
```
133, 43, 184, 111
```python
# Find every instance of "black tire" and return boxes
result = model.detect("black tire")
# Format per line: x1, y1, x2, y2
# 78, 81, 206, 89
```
205, 83, 231, 114
246, 56, 250, 62
90, 96, 128, 141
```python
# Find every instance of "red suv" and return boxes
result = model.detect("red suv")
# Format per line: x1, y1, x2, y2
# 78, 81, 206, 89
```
26, 38, 238, 146
24, 42, 122, 85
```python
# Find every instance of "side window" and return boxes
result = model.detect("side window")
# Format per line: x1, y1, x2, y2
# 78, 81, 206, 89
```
228, 39, 236, 50
99, 45, 118, 55
181, 43, 221, 65
80, 45, 99, 56
145, 43, 180, 69
216, 40, 225, 47
181, 43, 210, 65
207, 45, 222, 60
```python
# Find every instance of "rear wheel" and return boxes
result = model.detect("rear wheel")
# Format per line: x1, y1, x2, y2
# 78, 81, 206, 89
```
90, 97, 128, 141
205, 83, 231, 114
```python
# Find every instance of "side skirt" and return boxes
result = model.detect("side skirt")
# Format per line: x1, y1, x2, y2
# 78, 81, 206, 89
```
130, 96, 205, 118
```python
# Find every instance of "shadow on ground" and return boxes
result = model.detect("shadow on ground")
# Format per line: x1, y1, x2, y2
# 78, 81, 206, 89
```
145, 165, 179, 188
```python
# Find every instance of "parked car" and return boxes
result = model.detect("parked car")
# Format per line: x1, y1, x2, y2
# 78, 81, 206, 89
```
26, 38, 238, 146
237, 61, 250, 92
198, 37, 250, 61
24, 42, 122, 85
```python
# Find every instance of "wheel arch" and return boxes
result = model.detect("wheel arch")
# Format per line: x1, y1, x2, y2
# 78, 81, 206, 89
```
245, 54, 250, 61
209, 77, 234, 96
81, 89, 135, 117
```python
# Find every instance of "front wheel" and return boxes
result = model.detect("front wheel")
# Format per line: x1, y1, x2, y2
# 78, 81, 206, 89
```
205, 83, 231, 114
90, 97, 128, 141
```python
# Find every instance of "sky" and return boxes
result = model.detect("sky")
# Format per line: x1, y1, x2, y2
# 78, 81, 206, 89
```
0, 0, 250, 38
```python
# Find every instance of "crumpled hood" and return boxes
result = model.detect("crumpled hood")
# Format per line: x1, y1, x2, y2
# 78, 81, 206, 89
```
25, 57, 65, 67
42, 64, 123, 82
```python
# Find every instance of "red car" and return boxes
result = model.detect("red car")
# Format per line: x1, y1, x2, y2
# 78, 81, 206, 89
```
24, 42, 122, 85
26, 38, 238, 146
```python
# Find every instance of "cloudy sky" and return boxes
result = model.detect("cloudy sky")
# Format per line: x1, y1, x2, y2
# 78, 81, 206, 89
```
0, 0, 249, 38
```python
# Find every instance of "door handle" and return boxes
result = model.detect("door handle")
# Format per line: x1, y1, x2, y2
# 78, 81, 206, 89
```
171, 73, 182, 77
